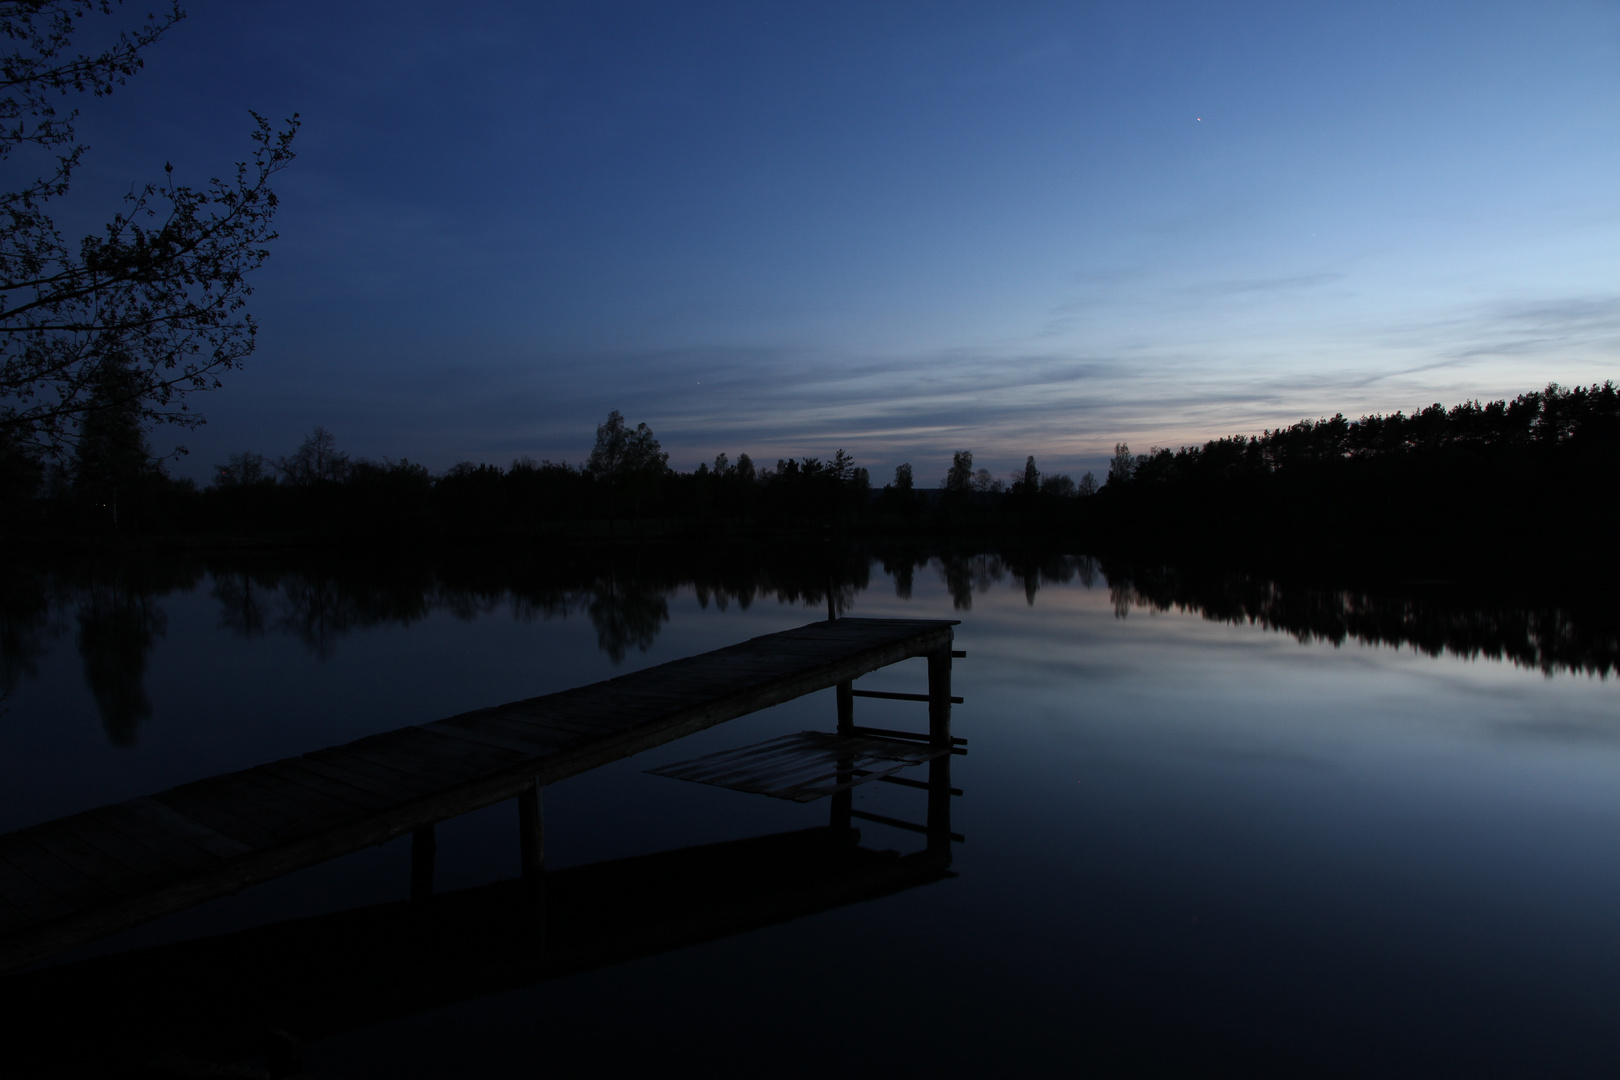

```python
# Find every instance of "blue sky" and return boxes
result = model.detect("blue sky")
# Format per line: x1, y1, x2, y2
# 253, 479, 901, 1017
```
68, 0, 1620, 483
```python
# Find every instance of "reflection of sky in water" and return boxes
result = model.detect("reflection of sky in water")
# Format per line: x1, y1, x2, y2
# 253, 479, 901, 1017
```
3, 559, 1619, 1075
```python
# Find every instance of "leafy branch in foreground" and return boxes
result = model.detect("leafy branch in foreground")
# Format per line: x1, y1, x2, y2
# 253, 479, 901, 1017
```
0, 2, 297, 461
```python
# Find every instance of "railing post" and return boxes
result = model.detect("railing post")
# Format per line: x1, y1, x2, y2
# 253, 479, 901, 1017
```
410, 824, 436, 904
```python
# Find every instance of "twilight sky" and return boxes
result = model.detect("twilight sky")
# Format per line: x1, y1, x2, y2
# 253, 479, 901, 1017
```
71, 0, 1620, 483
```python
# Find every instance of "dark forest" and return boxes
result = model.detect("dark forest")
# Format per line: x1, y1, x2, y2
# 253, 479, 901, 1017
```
3, 383, 1616, 579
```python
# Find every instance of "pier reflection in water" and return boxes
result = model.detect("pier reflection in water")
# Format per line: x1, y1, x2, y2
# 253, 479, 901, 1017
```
2, 545, 1619, 1077
2, 816, 954, 1076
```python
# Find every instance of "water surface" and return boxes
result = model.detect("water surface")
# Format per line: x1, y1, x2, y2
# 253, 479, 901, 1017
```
2, 549, 1617, 1077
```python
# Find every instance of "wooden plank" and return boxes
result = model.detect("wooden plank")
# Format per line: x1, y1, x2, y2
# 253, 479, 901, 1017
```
442, 712, 574, 752
420, 720, 559, 757
499, 702, 627, 735
329, 740, 498, 789
0, 891, 31, 932
185, 775, 333, 840
409, 726, 538, 768
56, 812, 192, 880
24, 824, 156, 896
311, 746, 466, 795
86, 805, 224, 870
0, 836, 120, 907
121, 797, 252, 859
849, 689, 964, 704
848, 724, 967, 746
647, 731, 951, 802
0, 858, 70, 921
150, 788, 280, 850
281, 757, 427, 806
232, 763, 386, 819
195, 773, 358, 836
340, 728, 506, 772
292, 753, 432, 804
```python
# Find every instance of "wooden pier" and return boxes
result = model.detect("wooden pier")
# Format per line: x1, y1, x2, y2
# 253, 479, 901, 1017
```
0, 617, 958, 973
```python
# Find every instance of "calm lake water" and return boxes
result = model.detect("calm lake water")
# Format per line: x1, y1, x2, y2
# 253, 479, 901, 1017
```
2, 548, 1618, 1077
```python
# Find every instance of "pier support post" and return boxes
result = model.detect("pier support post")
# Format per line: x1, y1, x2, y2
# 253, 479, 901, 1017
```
410, 824, 436, 904
926, 643, 954, 860
927, 645, 952, 746
517, 779, 547, 945
518, 781, 544, 880
926, 754, 953, 861
831, 679, 855, 833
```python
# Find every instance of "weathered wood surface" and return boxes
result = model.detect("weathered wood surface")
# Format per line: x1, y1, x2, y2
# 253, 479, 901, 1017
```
0, 617, 955, 972
647, 730, 954, 801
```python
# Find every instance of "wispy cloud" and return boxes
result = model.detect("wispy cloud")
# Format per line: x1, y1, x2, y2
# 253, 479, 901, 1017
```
1181, 272, 1347, 297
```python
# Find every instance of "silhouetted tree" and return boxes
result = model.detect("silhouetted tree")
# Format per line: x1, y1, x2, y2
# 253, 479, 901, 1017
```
277, 427, 349, 485
1040, 473, 1077, 498
0, 426, 41, 516
72, 353, 159, 528
1106, 442, 1135, 486
882, 461, 917, 516
587, 411, 667, 533
214, 450, 271, 487
944, 449, 973, 493
0, 3, 298, 460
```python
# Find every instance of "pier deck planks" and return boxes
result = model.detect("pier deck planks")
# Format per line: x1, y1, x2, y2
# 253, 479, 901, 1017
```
0, 617, 954, 971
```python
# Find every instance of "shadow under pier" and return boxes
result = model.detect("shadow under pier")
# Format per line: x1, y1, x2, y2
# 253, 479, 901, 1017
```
0, 826, 951, 1076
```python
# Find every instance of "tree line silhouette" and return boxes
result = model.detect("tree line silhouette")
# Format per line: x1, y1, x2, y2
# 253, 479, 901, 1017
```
3, 384, 1615, 574
1093, 381, 1619, 571
0, 408, 1099, 541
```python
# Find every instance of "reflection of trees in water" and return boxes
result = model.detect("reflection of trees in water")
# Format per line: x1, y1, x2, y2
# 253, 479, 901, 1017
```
212, 570, 274, 638
274, 573, 434, 661
6, 546, 1613, 751
277, 576, 366, 661
198, 549, 871, 667
588, 576, 669, 663
4, 560, 198, 744
76, 584, 166, 747
932, 552, 1100, 610
1105, 562, 1619, 677
997, 552, 1099, 606
0, 568, 52, 706
934, 554, 1006, 611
